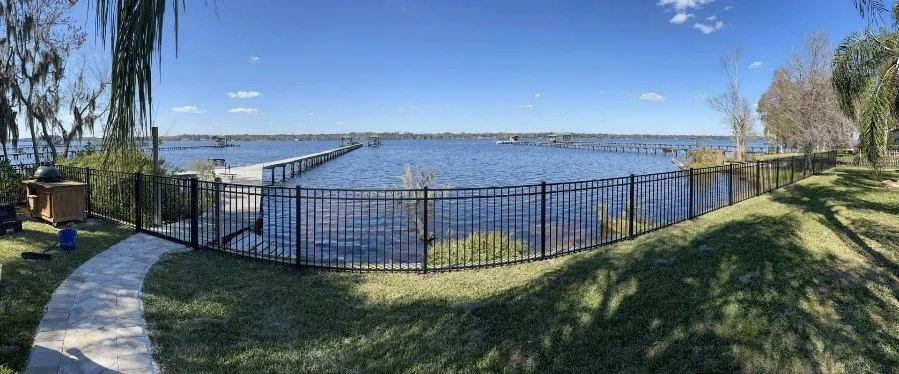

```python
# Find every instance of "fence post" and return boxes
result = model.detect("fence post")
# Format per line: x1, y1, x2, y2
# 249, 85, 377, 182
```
85, 168, 92, 218
190, 178, 199, 250
790, 156, 795, 183
755, 160, 761, 196
134, 173, 142, 232
812, 152, 818, 174
775, 158, 780, 189
688, 168, 695, 219
214, 178, 222, 250
295, 185, 302, 269
628, 174, 635, 238
421, 187, 429, 273
540, 181, 547, 259
728, 164, 734, 206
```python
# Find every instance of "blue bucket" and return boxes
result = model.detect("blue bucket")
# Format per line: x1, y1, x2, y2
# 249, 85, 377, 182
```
59, 228, 77, 251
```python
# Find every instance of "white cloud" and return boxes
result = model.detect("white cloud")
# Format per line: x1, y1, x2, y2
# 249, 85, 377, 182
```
724, 5, 734, 10
172, 105, 205, 113
693, 20, 724, 34
670, 12, 694, 24
228, 107, 260, 114
534, 92, 542, 98
248, 56, 260, 63
520, 104, 534, 109
212, 123, 221, 127
297, 124, 306, 127
639, 92, 667, 102
308, 112, 314, 116
658, 0, 715, 11
336, 121, 345, 125
706, 15, 717, 21
226, 90, 261, 99
748, 61, 763, 69
695, 93, 710, 100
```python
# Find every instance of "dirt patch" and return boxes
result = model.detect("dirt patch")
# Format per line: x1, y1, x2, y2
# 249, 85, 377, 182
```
881, 179, 899, 189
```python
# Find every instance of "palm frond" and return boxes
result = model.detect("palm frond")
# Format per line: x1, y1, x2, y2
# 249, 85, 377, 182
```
833, 30, 886, 120
855, 0, 887, 20
858, 61, 896, 172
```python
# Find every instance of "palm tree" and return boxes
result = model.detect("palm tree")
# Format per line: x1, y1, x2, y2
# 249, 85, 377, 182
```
833, 0, 899, 171
93, 0, 188, 156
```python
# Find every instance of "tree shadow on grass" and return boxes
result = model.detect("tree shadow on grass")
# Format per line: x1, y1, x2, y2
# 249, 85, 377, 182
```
143, 169, 899, 373
771, 168, 899, 278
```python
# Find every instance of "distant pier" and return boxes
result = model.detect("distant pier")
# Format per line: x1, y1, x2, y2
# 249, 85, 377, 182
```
217, 144, 363, 185
505, 141, 771, 156
159, 144, 238, 151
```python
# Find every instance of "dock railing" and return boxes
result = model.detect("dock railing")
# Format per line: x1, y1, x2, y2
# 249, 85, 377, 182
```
4, 151, 837, 272
261, 143, 362, 185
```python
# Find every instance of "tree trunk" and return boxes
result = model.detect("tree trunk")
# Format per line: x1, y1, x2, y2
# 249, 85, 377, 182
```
26, 113, 39, 164
38, 120, 57, 162
61, 140, 70, 159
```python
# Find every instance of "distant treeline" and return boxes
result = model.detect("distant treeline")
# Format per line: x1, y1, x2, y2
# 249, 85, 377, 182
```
160, 132, 750, 142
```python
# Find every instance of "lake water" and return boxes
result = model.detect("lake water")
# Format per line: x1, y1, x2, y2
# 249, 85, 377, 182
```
159, 138, 767, 188
29, 136, 791, 269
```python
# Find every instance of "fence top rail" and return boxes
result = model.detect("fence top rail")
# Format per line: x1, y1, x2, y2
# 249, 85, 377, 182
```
41, 150, 835, 195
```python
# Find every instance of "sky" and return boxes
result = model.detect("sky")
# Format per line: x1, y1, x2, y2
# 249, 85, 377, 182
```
66, 0, 869, 136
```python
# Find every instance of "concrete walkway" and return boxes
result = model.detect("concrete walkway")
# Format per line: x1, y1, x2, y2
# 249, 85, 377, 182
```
26, 233, 188, 374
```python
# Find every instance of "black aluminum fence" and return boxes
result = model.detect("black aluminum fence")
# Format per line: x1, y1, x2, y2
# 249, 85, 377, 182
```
4, 151, 837, 272
837, 150, 899, 167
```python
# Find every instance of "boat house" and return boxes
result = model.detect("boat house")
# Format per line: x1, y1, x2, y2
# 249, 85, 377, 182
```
211, 136, 230, 147
548, 133, 573, 143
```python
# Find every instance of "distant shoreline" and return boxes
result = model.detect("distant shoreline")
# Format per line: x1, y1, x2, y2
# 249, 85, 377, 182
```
157, 133, 753, 142
13, 133, 758, 143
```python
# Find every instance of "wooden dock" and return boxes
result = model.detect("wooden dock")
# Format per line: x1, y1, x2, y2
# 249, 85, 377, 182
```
215, 144, 362, 186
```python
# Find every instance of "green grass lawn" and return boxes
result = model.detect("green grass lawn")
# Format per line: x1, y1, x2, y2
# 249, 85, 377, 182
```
143, 167, 899, 373
0, 212, 131, 374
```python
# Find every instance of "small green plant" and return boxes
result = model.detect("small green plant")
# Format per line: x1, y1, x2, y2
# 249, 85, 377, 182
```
428, 231, 529, 266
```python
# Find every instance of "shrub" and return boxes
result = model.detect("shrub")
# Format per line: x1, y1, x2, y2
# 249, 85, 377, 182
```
595, 203, 651, 237
687, 147, 726, 169
0, 160, 27, 205
428, 231, 529, 266
399, 164, 437, 240
57, 151, 205, 225
187, 159, 217, 181
57, 149, 162, 174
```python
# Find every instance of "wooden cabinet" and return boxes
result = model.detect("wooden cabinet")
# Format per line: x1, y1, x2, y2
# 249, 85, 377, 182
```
22, 180, 87, 224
